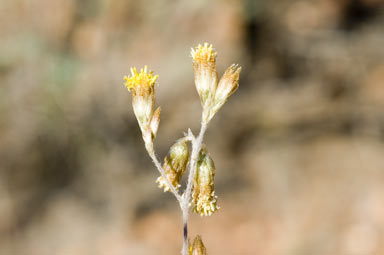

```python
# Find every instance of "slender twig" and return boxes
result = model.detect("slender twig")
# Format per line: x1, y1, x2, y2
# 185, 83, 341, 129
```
181, 122, 208, 255
148, 150, 183, 205
181, 208, 189, 255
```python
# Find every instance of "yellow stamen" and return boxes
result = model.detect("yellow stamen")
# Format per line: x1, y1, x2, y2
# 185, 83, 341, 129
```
191, 43, 217, 65
124, 65, 158, 91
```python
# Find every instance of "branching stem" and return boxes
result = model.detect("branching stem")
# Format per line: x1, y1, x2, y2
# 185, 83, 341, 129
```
181, 122, 208, 255
148, 149, 183, 205
147, 122, 208, 255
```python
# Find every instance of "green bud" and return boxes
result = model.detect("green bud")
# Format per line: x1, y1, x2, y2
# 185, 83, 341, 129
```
156, 139, 189, 192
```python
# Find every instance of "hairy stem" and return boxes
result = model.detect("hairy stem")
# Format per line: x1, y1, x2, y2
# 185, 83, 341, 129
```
181, 208, 188, 255
148, 149, 183, 205
181, 122, 208, 255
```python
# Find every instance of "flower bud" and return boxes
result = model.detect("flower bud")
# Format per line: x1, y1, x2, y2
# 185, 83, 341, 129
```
192, 148, 219, 216
156, 139, 189, 192
191, 43, 218, 108
189, 235, 207, 255
209, 64, 241, 121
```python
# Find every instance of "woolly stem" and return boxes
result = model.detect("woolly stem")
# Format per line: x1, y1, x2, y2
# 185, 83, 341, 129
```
181, 122, 208, 255
148, 148, 183, 205
181, 208, 189, 255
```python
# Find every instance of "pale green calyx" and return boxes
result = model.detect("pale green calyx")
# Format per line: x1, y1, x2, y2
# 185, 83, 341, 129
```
156, 139, 190, 192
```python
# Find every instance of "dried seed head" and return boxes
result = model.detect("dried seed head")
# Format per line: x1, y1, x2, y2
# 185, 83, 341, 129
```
156, 139, 189, 192
192, 148, 219, 216
189, 235, 207, 255
123, 66, 160, 152
191, 43, 218, 108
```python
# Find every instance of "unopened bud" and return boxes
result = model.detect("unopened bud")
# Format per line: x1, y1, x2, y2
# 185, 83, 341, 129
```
156, 139, 189, 192
192, 148, 219, 216
189, 235, 207, 255
211, 64, 241, 117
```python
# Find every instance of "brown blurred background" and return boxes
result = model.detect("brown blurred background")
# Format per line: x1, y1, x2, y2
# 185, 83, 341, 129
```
1, 0, 384, 254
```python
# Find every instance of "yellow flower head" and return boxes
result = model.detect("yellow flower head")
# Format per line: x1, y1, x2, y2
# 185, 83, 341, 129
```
124, 65, 158, 93
191, 43, 218, 111
191, 43, 217, 65
123, 65, 159, 151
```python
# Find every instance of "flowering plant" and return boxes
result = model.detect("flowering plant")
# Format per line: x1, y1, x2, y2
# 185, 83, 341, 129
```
123, 43, 241, 255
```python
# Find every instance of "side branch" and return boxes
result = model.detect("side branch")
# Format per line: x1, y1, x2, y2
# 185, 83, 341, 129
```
148, 150, 183, 205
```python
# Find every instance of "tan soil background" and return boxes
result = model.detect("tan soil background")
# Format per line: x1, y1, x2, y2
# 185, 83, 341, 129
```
1, 0, 384, 254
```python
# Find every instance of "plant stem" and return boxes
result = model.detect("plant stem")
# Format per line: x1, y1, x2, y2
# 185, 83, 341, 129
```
148, 122, 208, 255
181, 208, 188, 255
148, 150, 183, 205
181, 122, 208, 255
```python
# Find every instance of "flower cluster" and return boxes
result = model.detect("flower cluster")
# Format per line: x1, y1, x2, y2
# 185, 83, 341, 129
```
191, 43, 241, 124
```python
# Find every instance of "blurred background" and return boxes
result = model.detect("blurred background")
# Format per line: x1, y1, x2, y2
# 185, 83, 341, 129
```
1, 0, 384, 254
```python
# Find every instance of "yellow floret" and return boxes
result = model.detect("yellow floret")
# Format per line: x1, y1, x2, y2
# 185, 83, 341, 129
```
124, 65, 158, 91
191, 43, 217, 64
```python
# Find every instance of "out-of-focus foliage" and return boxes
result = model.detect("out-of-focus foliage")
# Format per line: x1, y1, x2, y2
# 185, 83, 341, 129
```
0, 0, 384, 254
